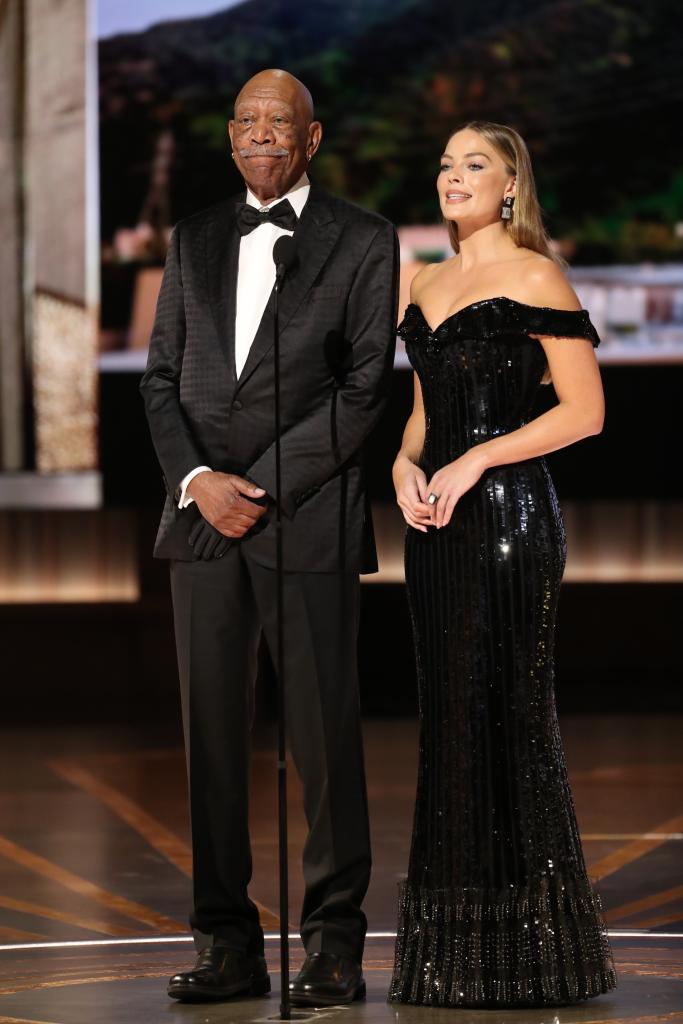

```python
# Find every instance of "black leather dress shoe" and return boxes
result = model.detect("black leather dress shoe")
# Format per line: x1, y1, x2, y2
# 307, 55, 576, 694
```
168, 947, 270, 1002
289, 952, 366, 1007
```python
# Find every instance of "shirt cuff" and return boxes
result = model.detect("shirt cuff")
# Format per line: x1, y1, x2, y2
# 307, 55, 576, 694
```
178, 466, 212, 507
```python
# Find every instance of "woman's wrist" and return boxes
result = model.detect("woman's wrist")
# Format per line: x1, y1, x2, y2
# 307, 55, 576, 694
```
393, 452, 417, 482
465, 443, 492, 474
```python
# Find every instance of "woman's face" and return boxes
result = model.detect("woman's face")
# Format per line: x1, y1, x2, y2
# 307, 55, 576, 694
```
437, 128, 515, 227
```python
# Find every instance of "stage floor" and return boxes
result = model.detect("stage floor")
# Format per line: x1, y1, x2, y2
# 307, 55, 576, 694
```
0, 715, 681, 1022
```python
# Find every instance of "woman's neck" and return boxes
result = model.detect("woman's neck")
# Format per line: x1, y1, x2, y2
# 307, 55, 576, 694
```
456, 220, 517, 272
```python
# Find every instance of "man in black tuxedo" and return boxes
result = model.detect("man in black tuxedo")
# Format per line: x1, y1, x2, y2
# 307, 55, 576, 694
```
140, 69, 399, 1006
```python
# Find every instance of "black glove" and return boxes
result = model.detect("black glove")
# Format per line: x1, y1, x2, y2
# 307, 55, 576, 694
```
188, 517, 232, 560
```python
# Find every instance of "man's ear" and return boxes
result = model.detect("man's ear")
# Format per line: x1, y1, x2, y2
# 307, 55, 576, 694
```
307, 120, 323, 160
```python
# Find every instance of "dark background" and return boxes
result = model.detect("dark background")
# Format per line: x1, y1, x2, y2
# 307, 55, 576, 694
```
2, 361, 679, 725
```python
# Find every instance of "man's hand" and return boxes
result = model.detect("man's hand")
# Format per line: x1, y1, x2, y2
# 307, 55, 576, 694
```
189, 518, 232, 560
187, 471, 268, 538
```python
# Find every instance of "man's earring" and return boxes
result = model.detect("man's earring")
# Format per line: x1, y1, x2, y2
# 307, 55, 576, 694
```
501, 196, 514, 220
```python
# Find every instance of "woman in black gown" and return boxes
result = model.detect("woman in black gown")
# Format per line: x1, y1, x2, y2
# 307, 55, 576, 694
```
389, 122, 617, 1008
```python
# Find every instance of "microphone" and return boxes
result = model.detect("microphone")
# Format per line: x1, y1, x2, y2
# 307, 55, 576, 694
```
270, 225, 297, 1022
273, 235, 297, 288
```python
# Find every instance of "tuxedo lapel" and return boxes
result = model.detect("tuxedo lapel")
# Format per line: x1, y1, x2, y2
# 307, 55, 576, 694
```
235, 184, 341, 392
206, 195, 243, 394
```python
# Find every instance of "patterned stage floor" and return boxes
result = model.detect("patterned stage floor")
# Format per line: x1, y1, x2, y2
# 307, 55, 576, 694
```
0, 716, 681, 1022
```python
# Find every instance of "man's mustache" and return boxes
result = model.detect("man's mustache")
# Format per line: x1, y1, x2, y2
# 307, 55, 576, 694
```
239, 146, 289, 157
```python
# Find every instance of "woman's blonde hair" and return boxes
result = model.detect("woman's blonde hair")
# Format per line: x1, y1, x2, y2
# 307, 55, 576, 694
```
444, 120, 564, 266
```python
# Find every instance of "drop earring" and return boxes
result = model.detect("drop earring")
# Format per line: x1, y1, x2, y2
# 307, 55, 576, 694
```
501, 196, 514, 220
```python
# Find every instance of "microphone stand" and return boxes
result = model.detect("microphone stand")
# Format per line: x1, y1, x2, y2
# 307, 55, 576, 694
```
273, 256, 290, 1022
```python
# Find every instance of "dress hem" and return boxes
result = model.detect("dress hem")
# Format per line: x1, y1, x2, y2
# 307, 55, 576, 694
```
388, 874, 618, 1007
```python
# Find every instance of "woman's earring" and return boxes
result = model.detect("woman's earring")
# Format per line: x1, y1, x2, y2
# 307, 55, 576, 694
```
501, 196, 514, 220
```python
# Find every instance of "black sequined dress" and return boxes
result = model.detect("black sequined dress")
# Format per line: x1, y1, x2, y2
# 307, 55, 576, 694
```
389, 298, 617, 1008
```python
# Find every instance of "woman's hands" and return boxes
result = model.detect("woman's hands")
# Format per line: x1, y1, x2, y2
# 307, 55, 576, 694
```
393, 455, 433, 533
394, 449, 488, 532
426, 448, 488, 529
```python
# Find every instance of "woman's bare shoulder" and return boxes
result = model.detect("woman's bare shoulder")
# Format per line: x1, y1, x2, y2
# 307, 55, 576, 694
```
410, 259, 454, 302
513, 252, 582, 311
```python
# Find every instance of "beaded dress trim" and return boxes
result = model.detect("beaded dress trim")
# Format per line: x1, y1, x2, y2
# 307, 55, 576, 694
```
388, 874, 617, 1007
399, 297, 601, 348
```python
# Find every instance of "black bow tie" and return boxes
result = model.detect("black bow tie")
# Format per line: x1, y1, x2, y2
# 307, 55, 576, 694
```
235, 198, 298, 237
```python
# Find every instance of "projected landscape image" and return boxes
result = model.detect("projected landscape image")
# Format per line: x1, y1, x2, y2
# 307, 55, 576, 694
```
98, 0, 683, 366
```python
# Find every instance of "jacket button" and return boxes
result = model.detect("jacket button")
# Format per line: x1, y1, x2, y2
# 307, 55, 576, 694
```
233, 400, 243, 411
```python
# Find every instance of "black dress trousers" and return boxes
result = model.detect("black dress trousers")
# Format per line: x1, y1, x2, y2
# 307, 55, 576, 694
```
169, 544, 371, 961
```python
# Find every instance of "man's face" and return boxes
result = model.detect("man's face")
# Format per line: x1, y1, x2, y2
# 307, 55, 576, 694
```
228, 84, 321, 203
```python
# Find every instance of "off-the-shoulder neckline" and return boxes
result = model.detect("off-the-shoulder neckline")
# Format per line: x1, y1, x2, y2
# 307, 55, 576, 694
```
406, 296, 588, 335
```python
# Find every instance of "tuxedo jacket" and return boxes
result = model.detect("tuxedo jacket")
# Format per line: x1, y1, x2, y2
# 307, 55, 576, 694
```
140, 181, 400, 572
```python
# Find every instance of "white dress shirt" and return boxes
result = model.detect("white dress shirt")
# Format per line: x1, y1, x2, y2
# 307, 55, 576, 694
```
178, 173, 311, 507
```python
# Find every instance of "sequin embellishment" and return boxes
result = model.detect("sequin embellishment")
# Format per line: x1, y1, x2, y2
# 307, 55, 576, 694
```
388, 299, 616, 1007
